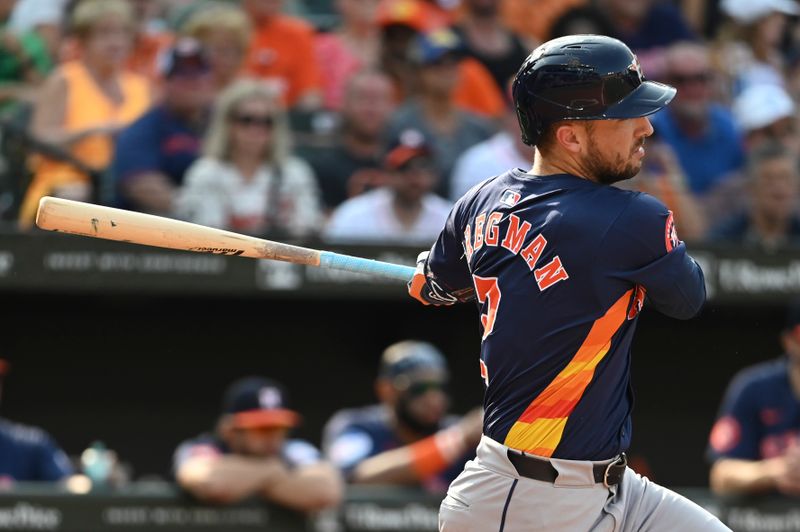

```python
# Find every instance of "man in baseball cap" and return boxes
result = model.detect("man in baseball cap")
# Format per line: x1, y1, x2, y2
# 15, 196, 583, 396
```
173, 376, 342, 509
322, 341, 482, 493
322, 128, 453, 243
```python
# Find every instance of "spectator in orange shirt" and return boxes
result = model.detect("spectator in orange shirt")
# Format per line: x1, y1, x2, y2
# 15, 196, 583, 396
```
377, 0, 504, 119
18, 0, 152, 227
181, 1, 252, 92
243, 0, 322, 110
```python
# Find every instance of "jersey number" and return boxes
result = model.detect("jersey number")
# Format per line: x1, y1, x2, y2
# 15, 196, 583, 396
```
473, 275, 501, 339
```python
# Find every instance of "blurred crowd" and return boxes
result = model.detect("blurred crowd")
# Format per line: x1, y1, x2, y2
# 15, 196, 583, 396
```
0, 0, 797, 250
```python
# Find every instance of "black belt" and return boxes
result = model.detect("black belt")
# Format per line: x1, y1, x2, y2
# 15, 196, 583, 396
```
507, 450, 627, 487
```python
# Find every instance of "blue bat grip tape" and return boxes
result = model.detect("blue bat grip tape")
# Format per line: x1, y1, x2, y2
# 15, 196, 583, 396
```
319, 251, 416, 282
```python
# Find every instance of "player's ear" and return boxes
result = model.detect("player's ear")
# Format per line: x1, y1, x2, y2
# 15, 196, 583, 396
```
554, 122, 582, 154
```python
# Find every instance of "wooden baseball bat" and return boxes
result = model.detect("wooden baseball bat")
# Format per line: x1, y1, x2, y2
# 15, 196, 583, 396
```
35, 196, 417, 282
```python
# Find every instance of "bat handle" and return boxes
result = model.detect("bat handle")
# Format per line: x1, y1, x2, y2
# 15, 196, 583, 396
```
319, 251, 416, 282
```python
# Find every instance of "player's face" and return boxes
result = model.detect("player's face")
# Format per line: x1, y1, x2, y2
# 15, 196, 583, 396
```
229, 426, 289, 457
395, 380, 449, 434
580, 117, 654, 185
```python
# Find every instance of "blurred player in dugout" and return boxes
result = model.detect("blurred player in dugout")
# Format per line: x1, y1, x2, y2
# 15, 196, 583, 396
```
173, 376, 343, 511
322, 340, 482, 492
0, 359, 74, 484
708, 299, 800, 496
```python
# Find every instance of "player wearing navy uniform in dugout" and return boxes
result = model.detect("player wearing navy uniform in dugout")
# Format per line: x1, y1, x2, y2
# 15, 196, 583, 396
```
408, 35, 730, 531
322, 341, 482, 492
708, 300, 800, 497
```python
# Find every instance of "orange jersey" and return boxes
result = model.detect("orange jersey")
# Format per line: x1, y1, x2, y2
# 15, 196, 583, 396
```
245, 15, 322, 107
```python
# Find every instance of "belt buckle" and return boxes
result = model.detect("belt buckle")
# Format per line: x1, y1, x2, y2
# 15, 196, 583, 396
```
603, 453, 627, 488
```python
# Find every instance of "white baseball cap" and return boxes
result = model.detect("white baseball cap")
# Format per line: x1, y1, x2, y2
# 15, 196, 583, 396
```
721, 0, 799, 23
733, 83, 796, 132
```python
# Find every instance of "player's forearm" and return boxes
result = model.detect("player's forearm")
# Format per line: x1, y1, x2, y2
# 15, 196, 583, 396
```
176, 456, 271, 503
262, 462, 344, 511
709, 458, 780, 495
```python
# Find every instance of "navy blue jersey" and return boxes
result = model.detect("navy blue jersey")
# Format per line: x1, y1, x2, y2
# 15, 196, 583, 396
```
0, 418, 73, 482
322, 405, 471, 492
422, 170, 705, 460
707, 357, 800, 462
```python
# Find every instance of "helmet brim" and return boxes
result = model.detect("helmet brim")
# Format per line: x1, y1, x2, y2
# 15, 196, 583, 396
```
603, 80, 676, 119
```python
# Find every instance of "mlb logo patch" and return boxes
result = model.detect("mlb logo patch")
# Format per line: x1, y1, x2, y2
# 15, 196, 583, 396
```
500, 190, 521, 207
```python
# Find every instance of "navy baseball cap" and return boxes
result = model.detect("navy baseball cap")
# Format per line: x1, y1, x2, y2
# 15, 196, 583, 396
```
222, 376, 301, 429
407, 28, 463, 65
159, 37, 211, 79
384, 128, 434, 170
379, 341, 449, 385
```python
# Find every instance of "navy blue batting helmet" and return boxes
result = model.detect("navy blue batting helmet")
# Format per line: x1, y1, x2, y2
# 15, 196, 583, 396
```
512, 34, 676, 146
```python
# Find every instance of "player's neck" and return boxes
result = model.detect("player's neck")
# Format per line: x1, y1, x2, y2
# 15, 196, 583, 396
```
531, 149, 596, 182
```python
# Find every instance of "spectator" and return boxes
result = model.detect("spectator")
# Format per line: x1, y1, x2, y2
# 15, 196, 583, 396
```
0, 359, 74, 484
732, 82, 799, 154
18, 0, 151, 228
385, 28, 496, 198
314, 0, 381, 110
322, 341, 482, 492
124, 0, 174, 84
713, 0, 798, 97
499, 0, 584, 44
176, 79, 322, 238
592, 0, 697, 78
301, 69, 395, 212
651, 41, 745, 198
708, 299, 800, 496
7, 0, 67, 60
112, 37, 214, 216
451, 0, 532, 93
449, 96, 533, 201
0, 0, 54, 114
181, 2, 251, 92
616, 135, 708, 243
547, 5, 617, 41
377, 0, 505, 119
243, 0, 323, 110
707, 141, 800, 250
323, 128, 451, 243
174, 375, 343, 510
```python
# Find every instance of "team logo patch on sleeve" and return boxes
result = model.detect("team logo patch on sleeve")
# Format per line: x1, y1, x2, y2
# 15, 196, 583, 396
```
665, 211, 679, 252
500, 190, 521, 207
709, 416, 741, 454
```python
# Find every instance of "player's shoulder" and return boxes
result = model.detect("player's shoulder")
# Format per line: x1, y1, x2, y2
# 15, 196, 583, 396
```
727, 357, 790, 396
0, 418, 52, 447
325, 404, 388, 434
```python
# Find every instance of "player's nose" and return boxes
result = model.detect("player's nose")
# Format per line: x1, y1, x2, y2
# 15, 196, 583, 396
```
638, 116, 655, 137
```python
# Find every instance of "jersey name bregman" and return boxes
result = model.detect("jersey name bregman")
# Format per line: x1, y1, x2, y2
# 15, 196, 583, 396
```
464, 212, 569, 291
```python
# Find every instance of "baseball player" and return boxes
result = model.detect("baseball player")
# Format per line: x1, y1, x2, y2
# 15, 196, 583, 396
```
408, 35, 730, 531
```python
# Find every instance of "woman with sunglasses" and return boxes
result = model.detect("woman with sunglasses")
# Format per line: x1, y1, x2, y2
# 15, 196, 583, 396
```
176, 79, 323, 238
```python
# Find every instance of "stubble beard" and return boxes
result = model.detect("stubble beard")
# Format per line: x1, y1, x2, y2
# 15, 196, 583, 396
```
584, 134, 643, 185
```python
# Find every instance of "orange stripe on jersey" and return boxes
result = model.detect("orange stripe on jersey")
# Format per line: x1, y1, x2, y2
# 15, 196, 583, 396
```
504, 289, 633, 456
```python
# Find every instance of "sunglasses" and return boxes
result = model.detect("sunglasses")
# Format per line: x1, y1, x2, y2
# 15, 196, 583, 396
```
404, 380, 447, 397
231, 113, 275, 128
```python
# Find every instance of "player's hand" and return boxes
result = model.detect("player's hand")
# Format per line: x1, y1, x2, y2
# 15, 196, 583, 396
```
407, 251, 459, 306
408, 251, 431, 306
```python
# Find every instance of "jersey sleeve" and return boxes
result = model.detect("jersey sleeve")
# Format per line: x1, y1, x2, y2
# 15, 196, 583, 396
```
706, 370, 761, 461
423, 198, 476, 301
598, 192, 705, 320
325, 427, 376, 479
